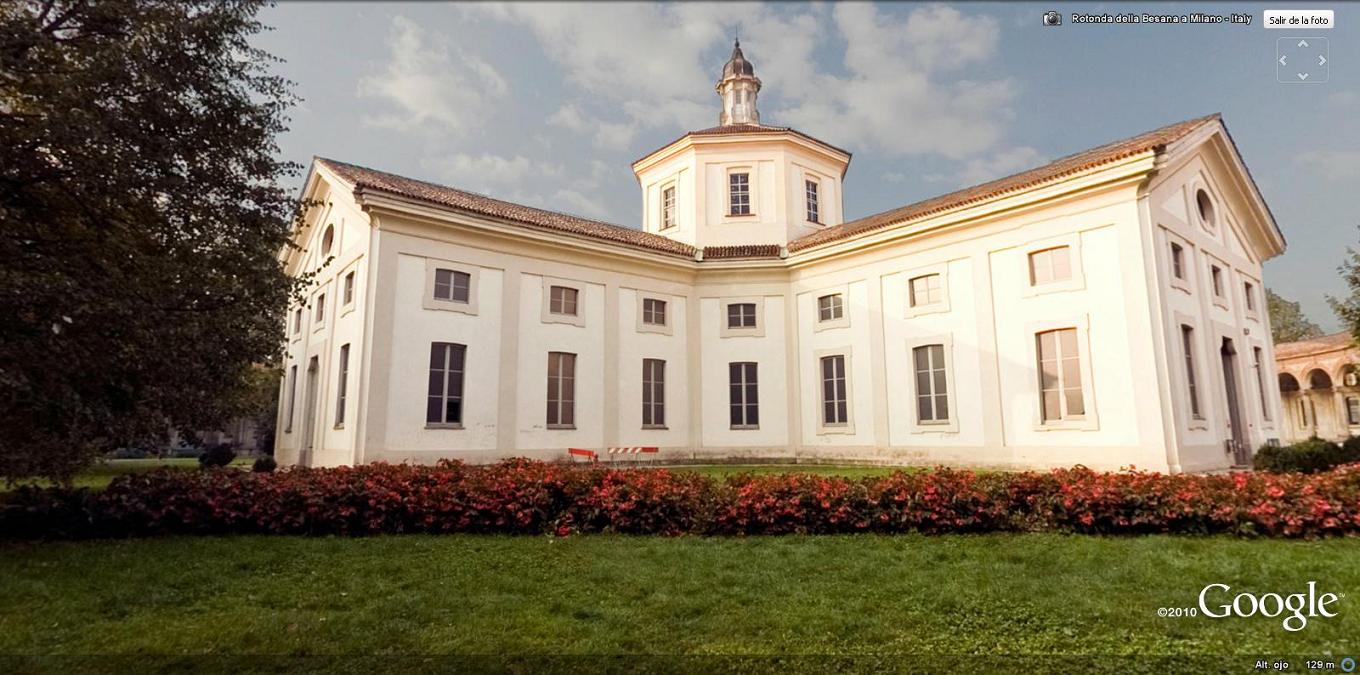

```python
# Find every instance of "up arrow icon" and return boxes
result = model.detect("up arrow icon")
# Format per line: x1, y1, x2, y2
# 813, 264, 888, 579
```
1298, 39, 1309, 48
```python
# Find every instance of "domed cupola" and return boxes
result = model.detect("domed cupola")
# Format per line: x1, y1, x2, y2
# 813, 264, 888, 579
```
716, 39, 761, 126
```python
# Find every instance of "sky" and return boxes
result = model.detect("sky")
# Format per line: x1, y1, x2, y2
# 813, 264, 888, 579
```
252, 1, 1358, 331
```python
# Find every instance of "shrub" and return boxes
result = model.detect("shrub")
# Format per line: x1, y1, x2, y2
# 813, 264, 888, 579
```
252, 456, 278, 473
1256, 437, 1349, 474
3, 460, 1360, 540
197, 443, 237, 469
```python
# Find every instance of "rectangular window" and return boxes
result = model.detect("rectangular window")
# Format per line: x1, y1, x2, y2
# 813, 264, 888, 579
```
426, 342, 466, 425
1244, 282, 1256, 312
314, 294, 326, 323
1211, 265, 1224, 297
729, 172, 750, 216
642, 358, 665, 428
1348, 397, 1360, 426
293, 308, 302, 335
817, 294, 843, 322
727, 302, 757, 329
1037, 328, 1084, 422
343, 271, 355, 305
1181, 325, 1202, 418
1300, 399, 1309, 426
820, 355, 849, 426
1170, 242, 1185, 279
1028, 246, 1072, 286
549, 286, 579, 316
285, 365, 297, 432
1253, 347, 1271, 421
662, 186, 676, 229
909, 274, 943, 307
805, 179, 820, 223
433, 269, 471, 304
547, 351, 576, 428
335, 344, 350, 426
913, 344, 949, 423
642, 298, 667, 326
729, 362, 759, 428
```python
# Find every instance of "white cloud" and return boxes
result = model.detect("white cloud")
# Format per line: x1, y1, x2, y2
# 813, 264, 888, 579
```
476, 3, 1019, 160
547, 103, 588, 131
955, 146, 1047, 185
1296, 149, 1360, 181
776, 4, 1016, 159
553, 188, 611, 220
358, 16, 507, 135
421, 153, 551, 194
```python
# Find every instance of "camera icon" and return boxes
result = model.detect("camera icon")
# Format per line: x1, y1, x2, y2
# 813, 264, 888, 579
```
1043, 11, 1062, 26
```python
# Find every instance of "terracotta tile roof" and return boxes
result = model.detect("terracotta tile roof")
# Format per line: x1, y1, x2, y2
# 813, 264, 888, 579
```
703, 244, 783, 260
316, 158, 697, 259
1275, 332, 1355, 359
787, 114, 1223, 253
636, 124, 852, 166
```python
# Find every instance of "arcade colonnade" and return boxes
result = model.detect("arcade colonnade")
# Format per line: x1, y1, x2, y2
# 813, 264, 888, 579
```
1275, 332, 1360, 444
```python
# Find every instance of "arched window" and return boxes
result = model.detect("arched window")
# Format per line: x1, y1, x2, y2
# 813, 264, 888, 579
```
1307, 369, 1333, 390
1342, 365, 1360, 388
1278, 373, 1300, 393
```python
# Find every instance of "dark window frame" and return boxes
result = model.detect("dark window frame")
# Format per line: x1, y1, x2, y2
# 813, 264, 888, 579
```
729, 362, 759, 428
426, 342, 467, 426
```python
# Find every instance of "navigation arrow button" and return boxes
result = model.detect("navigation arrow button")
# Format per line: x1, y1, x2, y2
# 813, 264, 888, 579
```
1319, 54, 1327, 66
1298, 39, 1309, 47
1298, 72, 1309, 80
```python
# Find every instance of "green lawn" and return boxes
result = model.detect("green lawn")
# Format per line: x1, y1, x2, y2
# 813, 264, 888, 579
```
0, 535, 1353, 671
4, 457, 254, 492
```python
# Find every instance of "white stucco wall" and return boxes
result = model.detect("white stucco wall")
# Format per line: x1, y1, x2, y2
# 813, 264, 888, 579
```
283, 123, 1281, 473
1145, 146, 1281, 471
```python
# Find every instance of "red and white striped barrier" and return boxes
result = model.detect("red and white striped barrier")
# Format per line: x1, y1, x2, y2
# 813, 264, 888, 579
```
607, 446, 658, 455
567, 447, 658, 462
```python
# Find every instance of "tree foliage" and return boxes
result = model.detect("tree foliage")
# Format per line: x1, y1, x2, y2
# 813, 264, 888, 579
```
0, 1, 303, 480
1267, 288, 1323, 344
1329, 231, 1360, 346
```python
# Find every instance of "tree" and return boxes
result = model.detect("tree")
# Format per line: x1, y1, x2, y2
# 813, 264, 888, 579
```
0, 1, 305, 481
1267, 288, 1323, 344
1331, 232, 1360, 345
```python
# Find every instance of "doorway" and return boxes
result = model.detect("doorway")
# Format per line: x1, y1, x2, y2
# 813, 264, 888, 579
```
301, 356, 319, 467
1220, 338, 1250, 466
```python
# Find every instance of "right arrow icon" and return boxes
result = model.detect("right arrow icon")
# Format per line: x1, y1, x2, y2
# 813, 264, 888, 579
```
1319, 54, 1327, 66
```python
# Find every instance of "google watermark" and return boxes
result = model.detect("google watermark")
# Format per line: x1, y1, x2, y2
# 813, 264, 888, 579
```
1159, 582, 1343, 632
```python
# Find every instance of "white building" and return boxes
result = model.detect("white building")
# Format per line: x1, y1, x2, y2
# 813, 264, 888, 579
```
277, 42, 1286, 473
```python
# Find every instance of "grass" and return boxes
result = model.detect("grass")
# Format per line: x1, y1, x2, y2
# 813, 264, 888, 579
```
3, 457, 254, 492
0, 534, 1354, 671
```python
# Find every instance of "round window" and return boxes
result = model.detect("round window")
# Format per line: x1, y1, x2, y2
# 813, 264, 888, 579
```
321, 224, 335, 256
1195, 189, 1215, 228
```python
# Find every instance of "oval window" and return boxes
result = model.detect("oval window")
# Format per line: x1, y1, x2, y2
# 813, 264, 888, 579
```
321, 224, 335, 256
1195, 189, 1215, 229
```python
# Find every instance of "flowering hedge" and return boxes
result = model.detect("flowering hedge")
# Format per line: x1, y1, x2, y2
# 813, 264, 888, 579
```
4, 459, 1360, 539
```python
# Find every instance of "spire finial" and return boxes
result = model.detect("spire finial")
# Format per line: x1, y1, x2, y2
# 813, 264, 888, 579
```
716, 37, 760, 126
